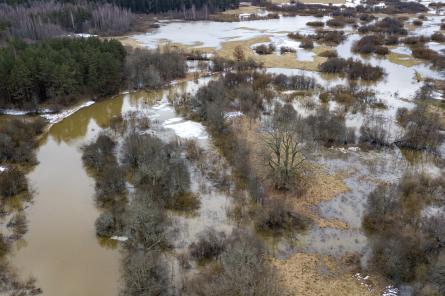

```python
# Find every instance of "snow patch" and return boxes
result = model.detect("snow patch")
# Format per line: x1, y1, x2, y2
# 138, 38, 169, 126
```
163, 120, 208, 140
382, 286, 399, 296
0, 166, 6, 173
224, 111, 244, 119
41, 101, 95, 124
110, 236, 128, 242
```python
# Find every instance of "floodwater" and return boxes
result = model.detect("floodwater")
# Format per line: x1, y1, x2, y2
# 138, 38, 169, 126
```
10, 98, 124, 296
7, 7, 445, 296
9, 77, 233, 296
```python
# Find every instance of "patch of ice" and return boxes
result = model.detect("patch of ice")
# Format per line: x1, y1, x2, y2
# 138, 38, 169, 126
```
224, 111, 244, 119
163, 117, 184, 125
110, 236, 128, 242
163, 120, 208, 140
0, 109, 29, 115
382, 286, 399, 296
41, 101, 95, 124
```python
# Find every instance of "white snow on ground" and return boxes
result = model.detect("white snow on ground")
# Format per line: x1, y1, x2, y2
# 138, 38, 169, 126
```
0, 166, 6, 173
163, 119, 208, 140
0, 109, 30, 115
224, 111, 244, 119
73, 33, 97, 38
382, 286, 399, 296
110, 236, 128, 242
41, 101, 95, 124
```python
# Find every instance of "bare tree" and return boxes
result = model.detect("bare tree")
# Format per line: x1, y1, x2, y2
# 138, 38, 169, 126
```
263, 103, 306, 191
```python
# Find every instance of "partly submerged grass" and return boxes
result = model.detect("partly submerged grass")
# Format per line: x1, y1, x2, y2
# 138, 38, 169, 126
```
217, 36, 329, 70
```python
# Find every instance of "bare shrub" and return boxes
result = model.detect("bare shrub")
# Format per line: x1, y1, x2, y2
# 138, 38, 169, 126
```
359, 115, 391, 148
318, 49, 338, 58
95, 211, 116, 237
305, 107, 356, 146
189, 229, 227, 262
254, 199, 309, 233
254, 43, 276, 55
306, 21, 324, 27
299, 38, 314, 49
0, 168, 28, 199
184, 231, 282, 296
319, 57, 385, 81
396, 105, 443, 151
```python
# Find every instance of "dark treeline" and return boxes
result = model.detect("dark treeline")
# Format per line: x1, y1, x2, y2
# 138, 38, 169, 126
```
0, 1, 134, 41
0, 38, 188, 110
0, 0, 239, 14
0, 37, 125, 109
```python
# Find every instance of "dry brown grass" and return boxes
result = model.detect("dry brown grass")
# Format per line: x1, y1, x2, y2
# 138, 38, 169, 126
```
271, 253, 378, 296
217, 36, 329, 70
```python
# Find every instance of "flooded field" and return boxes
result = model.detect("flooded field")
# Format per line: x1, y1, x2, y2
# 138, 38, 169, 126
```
3, 2, 445, 295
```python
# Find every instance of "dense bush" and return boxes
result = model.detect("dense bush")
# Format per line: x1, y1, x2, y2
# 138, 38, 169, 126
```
184, 232, 282, 296
318, 57, 385, 81
0, 37, 125, 109
95, 211, 116, 237
0, 168, 28, 199
318, 49, 338, 58
0, 118, 45, 164
82, 133, 116, 174
363, 174, 445, 293
305, 107, 356, 146
189, 230, 227, 262
359, 115, 391, 148
280, 46, 296, 54
254, 43, 276, 55
254, 199, 309, 233
271, 74, 316, 91
352, 35, 389, 55
411, 46, 440, 61
306, 21, 324, 27
299, 38, 314, 49
396, 105, 443, 152
431, 32, 445, 42
313, 29, 346, 44
326, 17, 345, 28
121, 133, 191, 208
358, 17, 407, 35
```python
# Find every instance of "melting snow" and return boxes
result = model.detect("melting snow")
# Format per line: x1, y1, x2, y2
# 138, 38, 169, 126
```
163, 120, 208, 140
0, 166, 6, 173
382, 286, 399, 296
41, 101, 95, 124
110, 236, 128, 242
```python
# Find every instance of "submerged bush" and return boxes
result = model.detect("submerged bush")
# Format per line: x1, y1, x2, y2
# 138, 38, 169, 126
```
396, 105, 443, 151
189, 230, 227, 262
363, 173, 445, 290
305, 107, 355, 146
184, 231, 282, 296
0, 168, 28, 199
254, 199, 309, 234
318, 57, 385, 81
0, 118, 46, 165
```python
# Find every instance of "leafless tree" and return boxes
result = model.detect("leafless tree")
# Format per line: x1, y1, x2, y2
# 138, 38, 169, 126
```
262, 103, 306, 191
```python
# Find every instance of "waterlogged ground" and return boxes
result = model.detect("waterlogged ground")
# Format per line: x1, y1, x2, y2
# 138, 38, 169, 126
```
8, 77, 238, 296
6, 4, 445, 295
